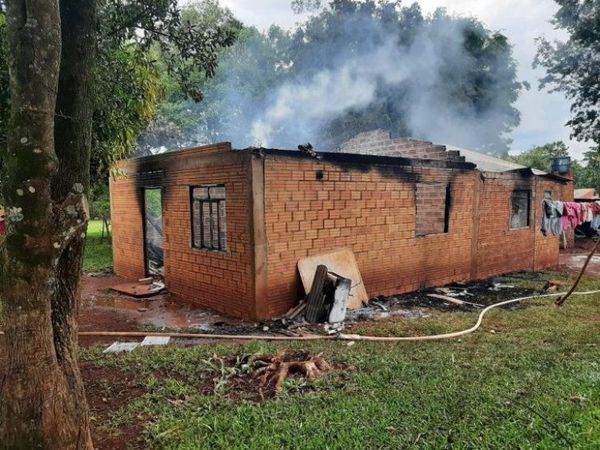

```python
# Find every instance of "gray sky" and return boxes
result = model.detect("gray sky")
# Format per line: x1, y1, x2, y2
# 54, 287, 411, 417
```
216, 0, 588, 159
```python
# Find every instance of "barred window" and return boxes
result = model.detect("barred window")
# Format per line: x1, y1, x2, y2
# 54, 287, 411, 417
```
191, 185, 227, 251
511, 190, 531, 229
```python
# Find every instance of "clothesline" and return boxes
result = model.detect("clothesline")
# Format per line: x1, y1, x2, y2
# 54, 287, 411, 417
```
542, 199, 600, 237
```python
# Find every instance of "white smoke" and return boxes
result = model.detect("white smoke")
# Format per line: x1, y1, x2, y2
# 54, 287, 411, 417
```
148, 7, 522, 155
251, 40, 411, 146
245, 14, 519, 153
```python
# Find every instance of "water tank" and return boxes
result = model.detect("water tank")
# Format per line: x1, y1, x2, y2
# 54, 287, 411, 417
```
551, 157, 571, 175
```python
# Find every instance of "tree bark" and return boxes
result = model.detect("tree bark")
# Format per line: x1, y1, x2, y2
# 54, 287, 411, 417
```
0, 0, 95, 448
49, 0, 98, 446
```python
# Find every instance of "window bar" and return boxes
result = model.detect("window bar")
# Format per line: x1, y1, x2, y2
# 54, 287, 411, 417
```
198, 199, 204, 249
216, 200, 221, 250
209, 200, 214, 250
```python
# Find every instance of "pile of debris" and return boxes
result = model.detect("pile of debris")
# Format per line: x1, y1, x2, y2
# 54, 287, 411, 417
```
282, 264, 351, 334
111, 277, 165, 298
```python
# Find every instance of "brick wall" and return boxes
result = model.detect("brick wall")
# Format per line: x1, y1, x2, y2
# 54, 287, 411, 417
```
110, 172, 146, 280
263, 153, 566, 317
338, 129, 465, 162
472, 172, 562, 279
263, 154, 478, 317
111, 144, 258, 319
112, 145, 568, 321
415, 182, 448, 235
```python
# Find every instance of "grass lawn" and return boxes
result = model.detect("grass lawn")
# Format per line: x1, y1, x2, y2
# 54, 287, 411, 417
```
82, 273, 600, 449
84, 219, 113, 272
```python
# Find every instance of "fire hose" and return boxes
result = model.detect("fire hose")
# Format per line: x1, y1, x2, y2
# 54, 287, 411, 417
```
0, 289, 598, 342
1, 240, 598, 343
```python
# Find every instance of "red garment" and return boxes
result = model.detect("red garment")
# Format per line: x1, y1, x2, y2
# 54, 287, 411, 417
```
0, 220, 5, 235
562, 202, 580, 232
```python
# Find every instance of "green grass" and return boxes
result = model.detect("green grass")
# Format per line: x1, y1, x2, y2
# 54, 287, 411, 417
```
83, 219, 113, 272
82, 273, 600, 449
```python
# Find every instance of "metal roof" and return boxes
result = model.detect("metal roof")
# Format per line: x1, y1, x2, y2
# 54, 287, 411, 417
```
574, 188, 599, 200
445, 145, 546, 174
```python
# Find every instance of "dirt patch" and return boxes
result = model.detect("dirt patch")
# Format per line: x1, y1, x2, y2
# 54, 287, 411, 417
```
559, 254, 600, 277
82, 362, 147, 450
560, 238, 598, 255
78, 275, 268, 347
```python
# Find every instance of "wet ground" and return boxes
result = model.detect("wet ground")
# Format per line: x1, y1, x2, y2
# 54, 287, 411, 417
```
76, 270, 550, 346
78, 274, 256, 347
559, 238, 600, 276
4, 240, 595, 349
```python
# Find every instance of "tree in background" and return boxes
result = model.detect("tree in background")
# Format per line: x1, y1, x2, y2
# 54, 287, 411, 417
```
141, 24, 289, 151
505, 140, 600, 190
575, 146, 600, 192
507, 141, 570, 172
535, 0, 600, 145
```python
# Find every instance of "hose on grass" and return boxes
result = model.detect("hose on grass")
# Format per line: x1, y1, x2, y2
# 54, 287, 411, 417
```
1, 289, 599, 342
1, 240, 598, 342
338, 289, 600, 342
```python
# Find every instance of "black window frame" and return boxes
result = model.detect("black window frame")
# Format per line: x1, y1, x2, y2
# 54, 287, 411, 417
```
190, 185, 227, 252
510, 189, 531, 229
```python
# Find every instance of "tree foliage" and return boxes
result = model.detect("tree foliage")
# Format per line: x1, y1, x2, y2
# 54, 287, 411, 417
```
92, 48, 161, 176
508, 141, 570, 172
141, 24, 289, 151
575, 146, 600, 191
0, 0, 239, 184
505, 140, 600, 191
535, 0, 600, 144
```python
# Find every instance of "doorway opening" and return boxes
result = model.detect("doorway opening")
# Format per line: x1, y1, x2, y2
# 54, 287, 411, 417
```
143, 188, 164, 278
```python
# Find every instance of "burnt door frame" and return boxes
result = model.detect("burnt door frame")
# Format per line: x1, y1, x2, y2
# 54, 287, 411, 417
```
142, 186, 164, 278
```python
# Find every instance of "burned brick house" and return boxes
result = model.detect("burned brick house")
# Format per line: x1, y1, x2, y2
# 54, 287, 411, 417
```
110, 130, 573, 320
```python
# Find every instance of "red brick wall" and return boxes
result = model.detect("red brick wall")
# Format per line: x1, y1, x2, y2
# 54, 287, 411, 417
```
415, 182, 448, 235
263, 155, 566, 317
110, 172, 146, 280
112, 146, 568, 321
534, 179, 562, 270
338, 129, 464, 162
111, 144, 257, 319
473, 173, 562, 279
263, 155, 478, 317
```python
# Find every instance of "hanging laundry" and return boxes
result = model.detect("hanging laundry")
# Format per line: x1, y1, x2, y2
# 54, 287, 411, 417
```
581, 202, 594, 223
591, 202, 600, 231
561, 202, 580, 232
541, 199, 564, 237
542, 200, 600, 236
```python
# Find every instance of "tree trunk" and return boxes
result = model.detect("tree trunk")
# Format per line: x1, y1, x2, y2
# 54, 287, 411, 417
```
49, 0, 98, 446
0, 0, 95, 448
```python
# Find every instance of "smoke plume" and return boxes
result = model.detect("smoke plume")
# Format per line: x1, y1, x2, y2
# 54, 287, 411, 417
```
149, 5, 523, 155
